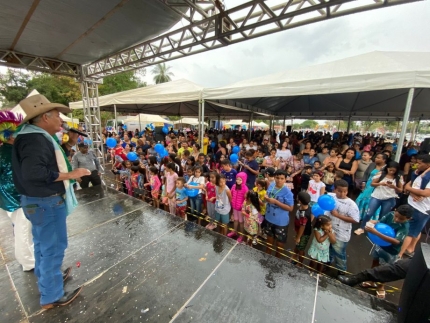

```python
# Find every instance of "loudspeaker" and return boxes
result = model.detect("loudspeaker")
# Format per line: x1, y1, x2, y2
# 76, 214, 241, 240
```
420, 137, 430, 154
286, 126, 292, 135
398, 243, 430, 323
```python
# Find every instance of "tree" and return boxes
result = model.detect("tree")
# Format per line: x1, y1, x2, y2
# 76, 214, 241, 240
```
0, 68, 31, 107
99, 71, 146, 95
151, 63, 174, 84
300, 120, 318, 129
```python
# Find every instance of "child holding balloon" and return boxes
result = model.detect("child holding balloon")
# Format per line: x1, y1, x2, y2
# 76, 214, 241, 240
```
362, 204, 413, 299
144, 166, 161, 209
308, 215, 336, 273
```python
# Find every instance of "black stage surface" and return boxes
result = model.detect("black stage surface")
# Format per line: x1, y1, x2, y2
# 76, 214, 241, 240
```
0, 186, 398, 323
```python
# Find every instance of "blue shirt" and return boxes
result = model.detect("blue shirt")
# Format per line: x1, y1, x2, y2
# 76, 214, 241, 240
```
222, 169, 237, 189
176, 187, 188, 206
244, 159, 259, 189
265, 183, 294, 226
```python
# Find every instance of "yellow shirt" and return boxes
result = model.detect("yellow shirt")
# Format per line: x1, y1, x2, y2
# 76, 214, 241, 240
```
253, 187, 267, 215
203, 137, 209, 155
177, 147, 193, 158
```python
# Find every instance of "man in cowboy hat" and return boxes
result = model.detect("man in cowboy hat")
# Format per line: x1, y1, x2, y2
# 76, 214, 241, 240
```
12, 94, 90, 309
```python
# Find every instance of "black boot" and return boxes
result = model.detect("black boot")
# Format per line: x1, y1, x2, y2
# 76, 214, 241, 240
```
337, 271, 369, 286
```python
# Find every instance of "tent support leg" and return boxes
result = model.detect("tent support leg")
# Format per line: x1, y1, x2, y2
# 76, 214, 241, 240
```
395, 119, 400, 140
395, 88, 414, 162
200, 99, 205, 150
282, 116, 286, 133
248, 112, 253, 141
218, 115, 221, 130
138, 113, 141, 133
114, 104, 117, 133
197, 100, 201, 144
346, 116, 352, 134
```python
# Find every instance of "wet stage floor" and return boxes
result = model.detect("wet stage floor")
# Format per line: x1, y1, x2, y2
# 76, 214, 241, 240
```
0, 186, 398, 323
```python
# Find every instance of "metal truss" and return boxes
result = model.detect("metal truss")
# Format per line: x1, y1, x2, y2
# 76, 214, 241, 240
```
80, 78, 105, 176
0, 50, 81, 77
85, 0, 420, 78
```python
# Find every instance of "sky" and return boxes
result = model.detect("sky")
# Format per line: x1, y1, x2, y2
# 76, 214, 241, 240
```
141, 0, 430, 88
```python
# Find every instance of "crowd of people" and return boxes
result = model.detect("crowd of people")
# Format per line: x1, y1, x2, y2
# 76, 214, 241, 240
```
105, 126, 430, 299
1, 98, 429, 308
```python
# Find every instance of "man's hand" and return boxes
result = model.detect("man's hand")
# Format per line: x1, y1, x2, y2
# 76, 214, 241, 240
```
69, 168, 91, 180
364, 226, 377, 234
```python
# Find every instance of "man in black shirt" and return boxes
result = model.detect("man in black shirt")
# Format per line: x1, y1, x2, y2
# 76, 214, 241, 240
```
12, 94, 89, 309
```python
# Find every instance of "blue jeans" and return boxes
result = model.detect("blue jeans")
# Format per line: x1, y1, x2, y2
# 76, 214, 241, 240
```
189, 194, 202, 221
329, 240, 348, 271
361, 197, 396, 229
21, 195, 68, 306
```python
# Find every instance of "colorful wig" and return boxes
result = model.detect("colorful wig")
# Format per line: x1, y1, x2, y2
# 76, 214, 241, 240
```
0, 110, 23, 143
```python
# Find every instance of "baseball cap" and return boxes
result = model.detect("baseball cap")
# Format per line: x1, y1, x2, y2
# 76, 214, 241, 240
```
78, 142, 88, 148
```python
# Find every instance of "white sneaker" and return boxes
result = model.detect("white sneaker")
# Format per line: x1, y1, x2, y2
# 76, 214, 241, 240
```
252, 237, 258, 245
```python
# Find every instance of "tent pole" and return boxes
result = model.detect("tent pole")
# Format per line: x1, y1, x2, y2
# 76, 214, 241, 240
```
200, 99, 205, 149
248, 112, 253, 141
198, 100, 201, 144
395, 119, 400, 140
138, 113, 141, 133
218, 114, 221, 130
346, 116, 352, 134
395, 88, 414, 162
282, 116, 286, 133
114, 104, 117, 133
338, 120, 341, 131
412, 119, 420, 142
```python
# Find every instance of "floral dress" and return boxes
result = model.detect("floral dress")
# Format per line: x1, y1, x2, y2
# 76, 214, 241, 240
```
308, 228, 330, 262
242, 202, 259, 236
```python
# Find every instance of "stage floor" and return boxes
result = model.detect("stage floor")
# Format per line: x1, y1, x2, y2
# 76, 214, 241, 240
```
0, 186, 397, 323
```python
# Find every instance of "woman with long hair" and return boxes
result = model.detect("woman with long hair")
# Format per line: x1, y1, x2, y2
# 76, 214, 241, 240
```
335, 148, 358, 190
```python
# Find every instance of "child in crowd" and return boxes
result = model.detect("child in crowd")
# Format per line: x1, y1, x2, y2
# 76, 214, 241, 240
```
239, 150, 260, 190
356, 161, 403, 235
130, 166, 140, 197
121, 160, 133, 196
322, 163, 336, 192
253, 179, 267, 241
175, 178, 188, 219
181, 149, 191, 170
185, 166, 206, 224
165, 162, 178, 215
205, 172, 219, 230
285, 165, 294, 191
242, 191, 261, 245
293, 192, 313, 267
228, 172, 248, 243
263, 167, 276, 186
308, 215, 336, 273
145, 166, 161, 209
220, 159, 237, 189
256, 149, 265, 169
214, 174, 232, 236
362, 204, 413, 299
307, 171, 326, 206
301, 166, 313, 192
184, 168, 193, 183
313, 160, 322, 172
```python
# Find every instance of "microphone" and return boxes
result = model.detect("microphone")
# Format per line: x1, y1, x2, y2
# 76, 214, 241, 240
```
62, 123, 88, 137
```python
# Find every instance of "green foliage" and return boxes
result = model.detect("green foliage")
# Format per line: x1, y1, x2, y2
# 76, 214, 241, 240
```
99, 71, 146, 95
151, 63, 174, 84
300, 119, 318, 129
0, 68, 31, 106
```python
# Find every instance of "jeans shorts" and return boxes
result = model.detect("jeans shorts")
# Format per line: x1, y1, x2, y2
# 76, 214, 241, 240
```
371, 245, 397, 265
408, 208, 430, 238
214, 211, 230, 224
263, 221, 288, 243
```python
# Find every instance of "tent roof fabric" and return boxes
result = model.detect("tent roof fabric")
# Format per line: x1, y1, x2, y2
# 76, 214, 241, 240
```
69, 51, 430, 120
0, 0, 183, 65
203, 51, 430, 120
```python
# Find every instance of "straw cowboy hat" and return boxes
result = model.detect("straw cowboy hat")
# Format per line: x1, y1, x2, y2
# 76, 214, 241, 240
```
19, 94, 71, 124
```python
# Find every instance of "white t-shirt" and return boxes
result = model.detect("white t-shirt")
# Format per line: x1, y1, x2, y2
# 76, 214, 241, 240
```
325, 193, 359, 243
408, 176, 430, 214
187, 176, 205, 194
371, 174, 403, 200
276, 149, 292, 161
307, 180, 325, 203
241, 144, 250, 150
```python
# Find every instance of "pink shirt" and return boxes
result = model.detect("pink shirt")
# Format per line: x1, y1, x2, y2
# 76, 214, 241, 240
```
206, 182, 216, 203
165, 172, 178, 194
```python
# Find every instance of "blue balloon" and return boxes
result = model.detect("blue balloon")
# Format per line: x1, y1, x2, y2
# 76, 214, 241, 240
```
318, 194, 336, 211
407, 148, 418, 157
230, 153, 238, 164
106, 137, 117, 148
84, 138, 92, 145
311, 204, 325, 217
333, 132, 339, 140
210, 141, 216, 148
186, 182, 199, 197
368, 223, 395, 247
155, 143, 164, 154
160, 149, 168, 158
232, 146, 240, 154
127, 152, 138, 161
112, 203, 124, 216
122, 125, 127, 130
162, 126, 169, 134
392, 143, 398, 151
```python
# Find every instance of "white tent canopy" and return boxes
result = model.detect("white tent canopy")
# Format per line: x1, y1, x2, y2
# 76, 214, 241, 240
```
172, 118, 207, 126
202, 51, 430, 120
